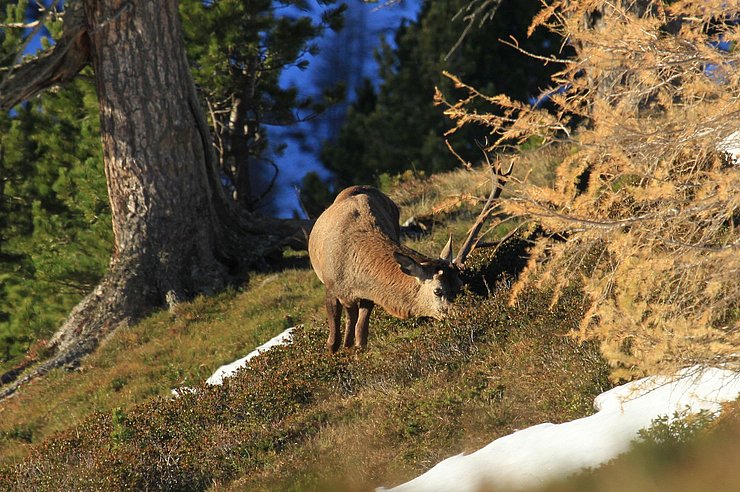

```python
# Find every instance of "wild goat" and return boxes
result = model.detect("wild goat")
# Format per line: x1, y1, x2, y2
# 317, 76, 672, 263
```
308, 152, 511, 352
308, 185, 463, 352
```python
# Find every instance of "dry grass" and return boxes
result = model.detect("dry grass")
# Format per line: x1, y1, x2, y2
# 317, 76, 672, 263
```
387, 142, 569, 265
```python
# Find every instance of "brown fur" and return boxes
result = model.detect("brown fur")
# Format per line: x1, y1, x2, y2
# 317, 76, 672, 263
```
309, 186, 461, 352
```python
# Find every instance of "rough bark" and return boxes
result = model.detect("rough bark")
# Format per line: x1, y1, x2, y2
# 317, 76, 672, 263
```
0, 0, 309, 399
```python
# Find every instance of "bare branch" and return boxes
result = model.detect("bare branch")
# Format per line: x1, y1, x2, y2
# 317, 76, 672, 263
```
0, 20, 41, 29
250, 158, 280, 209
498, 36, 574, 65
454, 142, 514, 266
444, 139, 474, 170
0, 0, 61, 92
445, 0, 504, 61
0, 0, 89, 111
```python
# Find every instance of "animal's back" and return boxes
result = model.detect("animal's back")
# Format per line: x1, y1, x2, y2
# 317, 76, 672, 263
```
308, 186, 401, 298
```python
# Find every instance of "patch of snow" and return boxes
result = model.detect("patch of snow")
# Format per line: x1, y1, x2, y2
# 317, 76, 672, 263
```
170, 327, 295, 396
205, 327, 295, 386
718, 130, 740, 165
378, 366, 740, 492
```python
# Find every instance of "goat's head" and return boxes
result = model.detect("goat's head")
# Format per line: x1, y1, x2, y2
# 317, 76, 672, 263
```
393, 236, 463, 320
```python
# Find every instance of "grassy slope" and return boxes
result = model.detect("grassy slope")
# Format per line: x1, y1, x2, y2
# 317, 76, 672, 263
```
0, 164, 734, 491
0, 266, 325, 465
0, 252, 611, 490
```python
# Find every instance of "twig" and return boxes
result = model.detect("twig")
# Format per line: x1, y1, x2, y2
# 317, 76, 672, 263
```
444, 139, 473, 170
251, 159, 280, 208
445, 0, 504, 61
498, 36, 574, 65
0, 20, 41, 29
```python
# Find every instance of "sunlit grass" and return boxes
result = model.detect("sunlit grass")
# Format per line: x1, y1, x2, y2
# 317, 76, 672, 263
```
0, 266, 324, 464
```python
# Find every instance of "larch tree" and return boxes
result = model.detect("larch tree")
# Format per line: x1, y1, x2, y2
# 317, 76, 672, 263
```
0, 0, 314, 397
439, 0, 739, 379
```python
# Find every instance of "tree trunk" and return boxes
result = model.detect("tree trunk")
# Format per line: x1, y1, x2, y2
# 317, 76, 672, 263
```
0, 0, 308, 398
87, 0, 229, 300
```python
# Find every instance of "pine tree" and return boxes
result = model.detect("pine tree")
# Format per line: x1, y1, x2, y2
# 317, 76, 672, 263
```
180, 0, 346, 210
0, 75, 109, 364
0, 0, 343, 387
319, 0, 567, 188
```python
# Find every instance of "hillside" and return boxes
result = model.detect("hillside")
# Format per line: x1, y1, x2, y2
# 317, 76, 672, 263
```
1, 1, 738, 490
0, 164, 615, 489
1, 165, 737, 491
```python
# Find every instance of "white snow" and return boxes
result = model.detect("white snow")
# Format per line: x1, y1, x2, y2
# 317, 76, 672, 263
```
378, 366, 740, 492
171, 327, 295, 396
718, 130, 740, 164
205, 327, 295, 385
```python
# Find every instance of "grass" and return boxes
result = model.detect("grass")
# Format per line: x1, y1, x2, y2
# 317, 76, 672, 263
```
0, 235, 613, 489
0, 264, 325, 466
0, 161, 735, 491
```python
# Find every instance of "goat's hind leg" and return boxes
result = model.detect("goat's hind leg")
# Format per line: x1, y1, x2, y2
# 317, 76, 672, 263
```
325, 291, 342, 353
355, 299, 374, 349
342, 303, 359, 348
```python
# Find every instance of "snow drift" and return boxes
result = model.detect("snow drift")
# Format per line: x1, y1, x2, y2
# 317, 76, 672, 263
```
379, 366, 740, 492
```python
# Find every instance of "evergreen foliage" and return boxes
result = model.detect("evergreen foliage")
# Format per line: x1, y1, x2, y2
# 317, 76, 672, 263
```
634, 410, 717, 462
318, 0, 567, 190
0, 0, 110, 365
0, 0, 344, 368
180, 0, 345, 209
0, 73, 109, 365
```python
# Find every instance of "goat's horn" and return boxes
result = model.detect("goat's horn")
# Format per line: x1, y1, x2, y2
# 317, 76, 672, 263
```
440, 234, 453, 263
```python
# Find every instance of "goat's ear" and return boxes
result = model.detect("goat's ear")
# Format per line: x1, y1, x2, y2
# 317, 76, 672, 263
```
439, 234, 453, 264
394, 252, 429, 281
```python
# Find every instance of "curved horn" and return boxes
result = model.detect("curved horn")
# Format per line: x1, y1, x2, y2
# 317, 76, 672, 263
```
440, 234, 453, 263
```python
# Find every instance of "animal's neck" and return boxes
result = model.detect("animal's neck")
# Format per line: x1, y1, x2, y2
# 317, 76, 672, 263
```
353, 236, 430, 319
379, 275, 422, 319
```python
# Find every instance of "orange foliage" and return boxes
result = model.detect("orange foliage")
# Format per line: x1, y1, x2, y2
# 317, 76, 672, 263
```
440, 0, 740, 379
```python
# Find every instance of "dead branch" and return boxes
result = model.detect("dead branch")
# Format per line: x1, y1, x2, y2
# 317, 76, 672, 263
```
498, 35, 574, 65
446, 0, 504, 61
0, 0, 89, 111
454, 142, 514, 266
